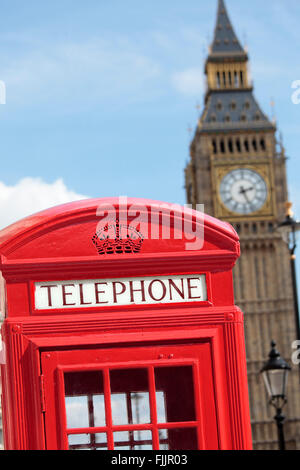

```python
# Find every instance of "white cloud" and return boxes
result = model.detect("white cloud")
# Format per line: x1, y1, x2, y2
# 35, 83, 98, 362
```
171, 67, 204, 96
0, 177, 88, 230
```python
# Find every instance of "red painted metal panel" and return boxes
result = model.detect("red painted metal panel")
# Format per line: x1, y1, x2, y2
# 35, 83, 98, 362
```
41, 341, 219, 450
0, 199, 252, 450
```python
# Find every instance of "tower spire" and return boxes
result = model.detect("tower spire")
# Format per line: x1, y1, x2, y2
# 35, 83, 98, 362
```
210, 0, 246, 58
201, 0, 274, 131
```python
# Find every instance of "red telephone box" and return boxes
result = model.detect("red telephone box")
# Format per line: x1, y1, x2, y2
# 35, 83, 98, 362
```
0, 198, 252, 450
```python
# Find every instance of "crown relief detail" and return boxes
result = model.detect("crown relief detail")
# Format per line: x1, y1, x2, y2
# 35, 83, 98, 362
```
92, 219, 144, 255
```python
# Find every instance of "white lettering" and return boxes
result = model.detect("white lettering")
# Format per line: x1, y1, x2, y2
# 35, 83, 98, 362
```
291, 80, 300, 104
292, 340, 300, 365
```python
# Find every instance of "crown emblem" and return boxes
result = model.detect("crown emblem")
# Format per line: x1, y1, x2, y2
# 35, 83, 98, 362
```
92, 220, 144, 255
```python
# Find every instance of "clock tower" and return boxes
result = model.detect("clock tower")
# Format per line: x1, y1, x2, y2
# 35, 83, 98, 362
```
185, 0, 300, 449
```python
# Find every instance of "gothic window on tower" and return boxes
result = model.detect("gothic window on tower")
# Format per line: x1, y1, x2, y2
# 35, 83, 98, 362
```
252, 223, 258, 234
228, 138, 233, 153
254, 256, 262, 299
234, 71, 239, 87
240, 114, 247, 122
212, 139, 217, 154
262, 251, 270, 298
244, 139, 250, 152
236, 138, 241, 153
220, 139, 225, 153
260, 138, 266, 151
235, 256, 245, 300
252, 138, 258, 152
222, 72, 226, 87
240, 71, 244, 86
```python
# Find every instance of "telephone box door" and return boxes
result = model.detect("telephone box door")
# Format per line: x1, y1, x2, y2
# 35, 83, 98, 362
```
41, 341, 220, 450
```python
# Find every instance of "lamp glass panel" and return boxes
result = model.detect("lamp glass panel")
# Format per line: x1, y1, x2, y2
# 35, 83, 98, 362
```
277, 221, 300, 245
265, 369, 288, 397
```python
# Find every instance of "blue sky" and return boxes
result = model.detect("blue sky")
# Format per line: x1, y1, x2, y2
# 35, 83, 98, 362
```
0, 0, 299, 225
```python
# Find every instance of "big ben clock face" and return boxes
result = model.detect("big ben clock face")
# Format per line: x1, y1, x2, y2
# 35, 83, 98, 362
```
219, 168, 268, 215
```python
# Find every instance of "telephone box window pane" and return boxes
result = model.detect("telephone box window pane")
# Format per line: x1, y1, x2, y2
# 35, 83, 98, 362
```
158, 429, 168, 450
131, 393, 150, 424
156, 391, 167, 423
133, 431, 153, 450
114, 431, 153, 450
110, 369, 150, 425
113, 431, 131, 450
93, 395, 106, 427
68, 433, 107, 450
68, 433, 90, 446
110, 394, 128, 425
155, 366, 196, 423
159, 428, 198, 450
95, 433, 108, 450
64, 371, 105, 429
65, 396, 89, 429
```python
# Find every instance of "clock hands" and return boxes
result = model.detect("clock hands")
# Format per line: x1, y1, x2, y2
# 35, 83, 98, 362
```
239, 186, 254, 204
239, 185, 254, 195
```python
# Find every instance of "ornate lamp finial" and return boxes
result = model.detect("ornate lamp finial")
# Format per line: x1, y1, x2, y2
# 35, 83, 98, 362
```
285, 202, 294, 218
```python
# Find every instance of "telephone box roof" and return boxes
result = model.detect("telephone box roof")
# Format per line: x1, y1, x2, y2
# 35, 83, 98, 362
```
0, 198, 238, 252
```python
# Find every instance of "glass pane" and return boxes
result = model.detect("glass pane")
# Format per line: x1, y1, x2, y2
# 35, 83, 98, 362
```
133, 430, 153, 450
156, 391, 166, 423
114, 431, 131, 450
158, 429, 168, 450
65, 396, 89, 429
110, 394, 128, 425
64, 371, 105, 429
110, 369, 150, 425
159, 428, 198, 450
68, 433, 107, 450
155, 366, 196, 423
68, 434, 90, 449
131, 393, 150, 424
268, 370, 287, 397
113, 431, 153, 450
93, 395, 106, 427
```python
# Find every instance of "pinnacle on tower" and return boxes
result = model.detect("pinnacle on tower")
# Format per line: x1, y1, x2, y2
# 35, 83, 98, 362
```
210, 0, 247, 58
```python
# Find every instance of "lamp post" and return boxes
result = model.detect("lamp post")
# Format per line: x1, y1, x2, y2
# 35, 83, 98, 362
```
275, 202, 300, 354
261, 341, 291, 451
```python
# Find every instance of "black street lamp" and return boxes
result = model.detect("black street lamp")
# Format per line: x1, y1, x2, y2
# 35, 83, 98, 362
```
261, 341, 291, 451
275, 202, 300, 348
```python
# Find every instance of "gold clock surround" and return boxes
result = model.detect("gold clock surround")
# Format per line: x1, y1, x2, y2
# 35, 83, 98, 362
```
212, 162, 276, 221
